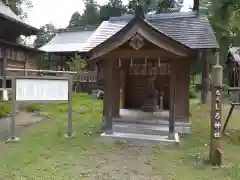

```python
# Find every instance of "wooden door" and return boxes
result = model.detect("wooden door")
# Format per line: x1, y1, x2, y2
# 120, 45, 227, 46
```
126, 75, 148, 109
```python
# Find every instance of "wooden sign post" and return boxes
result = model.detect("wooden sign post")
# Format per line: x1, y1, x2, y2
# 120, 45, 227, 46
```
6, 76, 73, 143
209, 55, 223, 166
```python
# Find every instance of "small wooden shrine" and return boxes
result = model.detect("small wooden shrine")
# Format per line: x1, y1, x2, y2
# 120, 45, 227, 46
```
85, 2, 219, 139
225, 46, 240, 87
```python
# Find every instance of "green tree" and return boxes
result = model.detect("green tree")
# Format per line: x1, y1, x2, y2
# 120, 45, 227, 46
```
201, 0, 240, 64
127, 0, 183, 14
155, 0, 183, 13
34, 23, 57, 48
68, 0, 100, 27
100, 0, 127, 21
8, 0, 33, 19
68, 56, 88, 92
83, 0, 100, 25
68, 11, 86, 28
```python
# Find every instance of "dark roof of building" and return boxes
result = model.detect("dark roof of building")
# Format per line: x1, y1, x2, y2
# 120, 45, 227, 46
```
39, 26, 96, 52
0, 39, 43, 53
88, 15, 195, 59
0, 0, 38, 35
81, 11, 218, 52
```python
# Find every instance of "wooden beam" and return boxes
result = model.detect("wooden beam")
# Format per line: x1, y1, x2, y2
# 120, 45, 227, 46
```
103, 49, 196, 60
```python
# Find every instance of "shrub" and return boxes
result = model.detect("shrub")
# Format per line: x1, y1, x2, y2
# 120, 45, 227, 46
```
0, 102, 11, 117
189, 85, 197, 99
25, 104, 41, 112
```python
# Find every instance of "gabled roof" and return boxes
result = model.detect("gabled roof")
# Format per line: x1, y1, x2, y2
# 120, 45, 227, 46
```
81, 11, 218, 52
225, 46, 240, 65
39, 27, 96, 53
87, 16, 194, 59
0, 0, 38, 35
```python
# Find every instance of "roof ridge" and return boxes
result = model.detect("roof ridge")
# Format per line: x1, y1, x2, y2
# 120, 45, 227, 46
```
58, 25, 98, 33
109, 11, 200, 22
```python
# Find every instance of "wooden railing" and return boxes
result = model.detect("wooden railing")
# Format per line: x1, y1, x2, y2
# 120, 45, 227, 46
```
5, 68, 98, 82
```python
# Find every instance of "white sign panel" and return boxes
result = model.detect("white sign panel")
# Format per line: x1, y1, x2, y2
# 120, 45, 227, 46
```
16, 79, 69, 101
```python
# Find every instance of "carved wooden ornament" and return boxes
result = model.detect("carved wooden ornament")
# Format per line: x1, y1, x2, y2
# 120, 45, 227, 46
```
129, 34, 144, 50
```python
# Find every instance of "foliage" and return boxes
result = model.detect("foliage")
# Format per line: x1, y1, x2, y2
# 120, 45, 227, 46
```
68, 12, 86, 28
0, 102, 11, 117
83, 0, 100, 26
68, 56, 88, 73
189, 85, 197, 99
34, 23, 57, 48
68, 0, 183, 27
25, 104, 42, 112
127, 0, 183, 14
8, 0, 33, 19
68, 56, 88, 92
100, 0, 127, 21
68, 0, 101, 27
201, 0, 240, 64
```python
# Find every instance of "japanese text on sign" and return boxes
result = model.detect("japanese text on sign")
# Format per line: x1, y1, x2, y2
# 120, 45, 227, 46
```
16, 79, 69, 101
214, 89, 221, 138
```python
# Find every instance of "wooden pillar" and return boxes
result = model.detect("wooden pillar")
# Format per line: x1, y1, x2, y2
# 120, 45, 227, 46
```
174, 59, 190, 121
209, 52, 223, 165
2, 48, 7, 89
201, 51, 210, 104
102, 58, 114, 132
122, 59, 129, 109
96, 62, 100, 81
169, 60, 176, 136
24, 53, 28, 76
112, 58, 120, 117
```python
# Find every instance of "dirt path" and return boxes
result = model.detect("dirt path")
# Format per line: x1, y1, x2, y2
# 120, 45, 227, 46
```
0, 112, 46, 141
72, 143, 165, 180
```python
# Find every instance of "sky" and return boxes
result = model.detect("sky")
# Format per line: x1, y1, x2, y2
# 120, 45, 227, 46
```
25, 0, 193, 29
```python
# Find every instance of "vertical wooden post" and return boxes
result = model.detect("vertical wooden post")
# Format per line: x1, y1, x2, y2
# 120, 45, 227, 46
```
102, 58, 113, 133
106, 59, 113, 134
24, 53, 28, 76
209, 52, 223, 166
2, 49, 7, 90
67, 75, 73, 137
6, 76, 20, 143
122, 59, 129, 109
96, 61, 100, 82
160, 91, 164, 112
2, 48, 8, 101
169, 62, 176, 139
112, 58, 120, 117
201, 51, 210, 104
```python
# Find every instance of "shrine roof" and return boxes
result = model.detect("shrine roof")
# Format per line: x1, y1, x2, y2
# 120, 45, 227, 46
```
39, 26, 96, 53
81, 11, 218, 52
225, 46, 240, 65
0, 0, 38, 35
86, 15, 195, 59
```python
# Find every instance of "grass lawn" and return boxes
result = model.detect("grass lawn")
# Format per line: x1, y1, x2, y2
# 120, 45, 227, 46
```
1, 93, 240, 179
